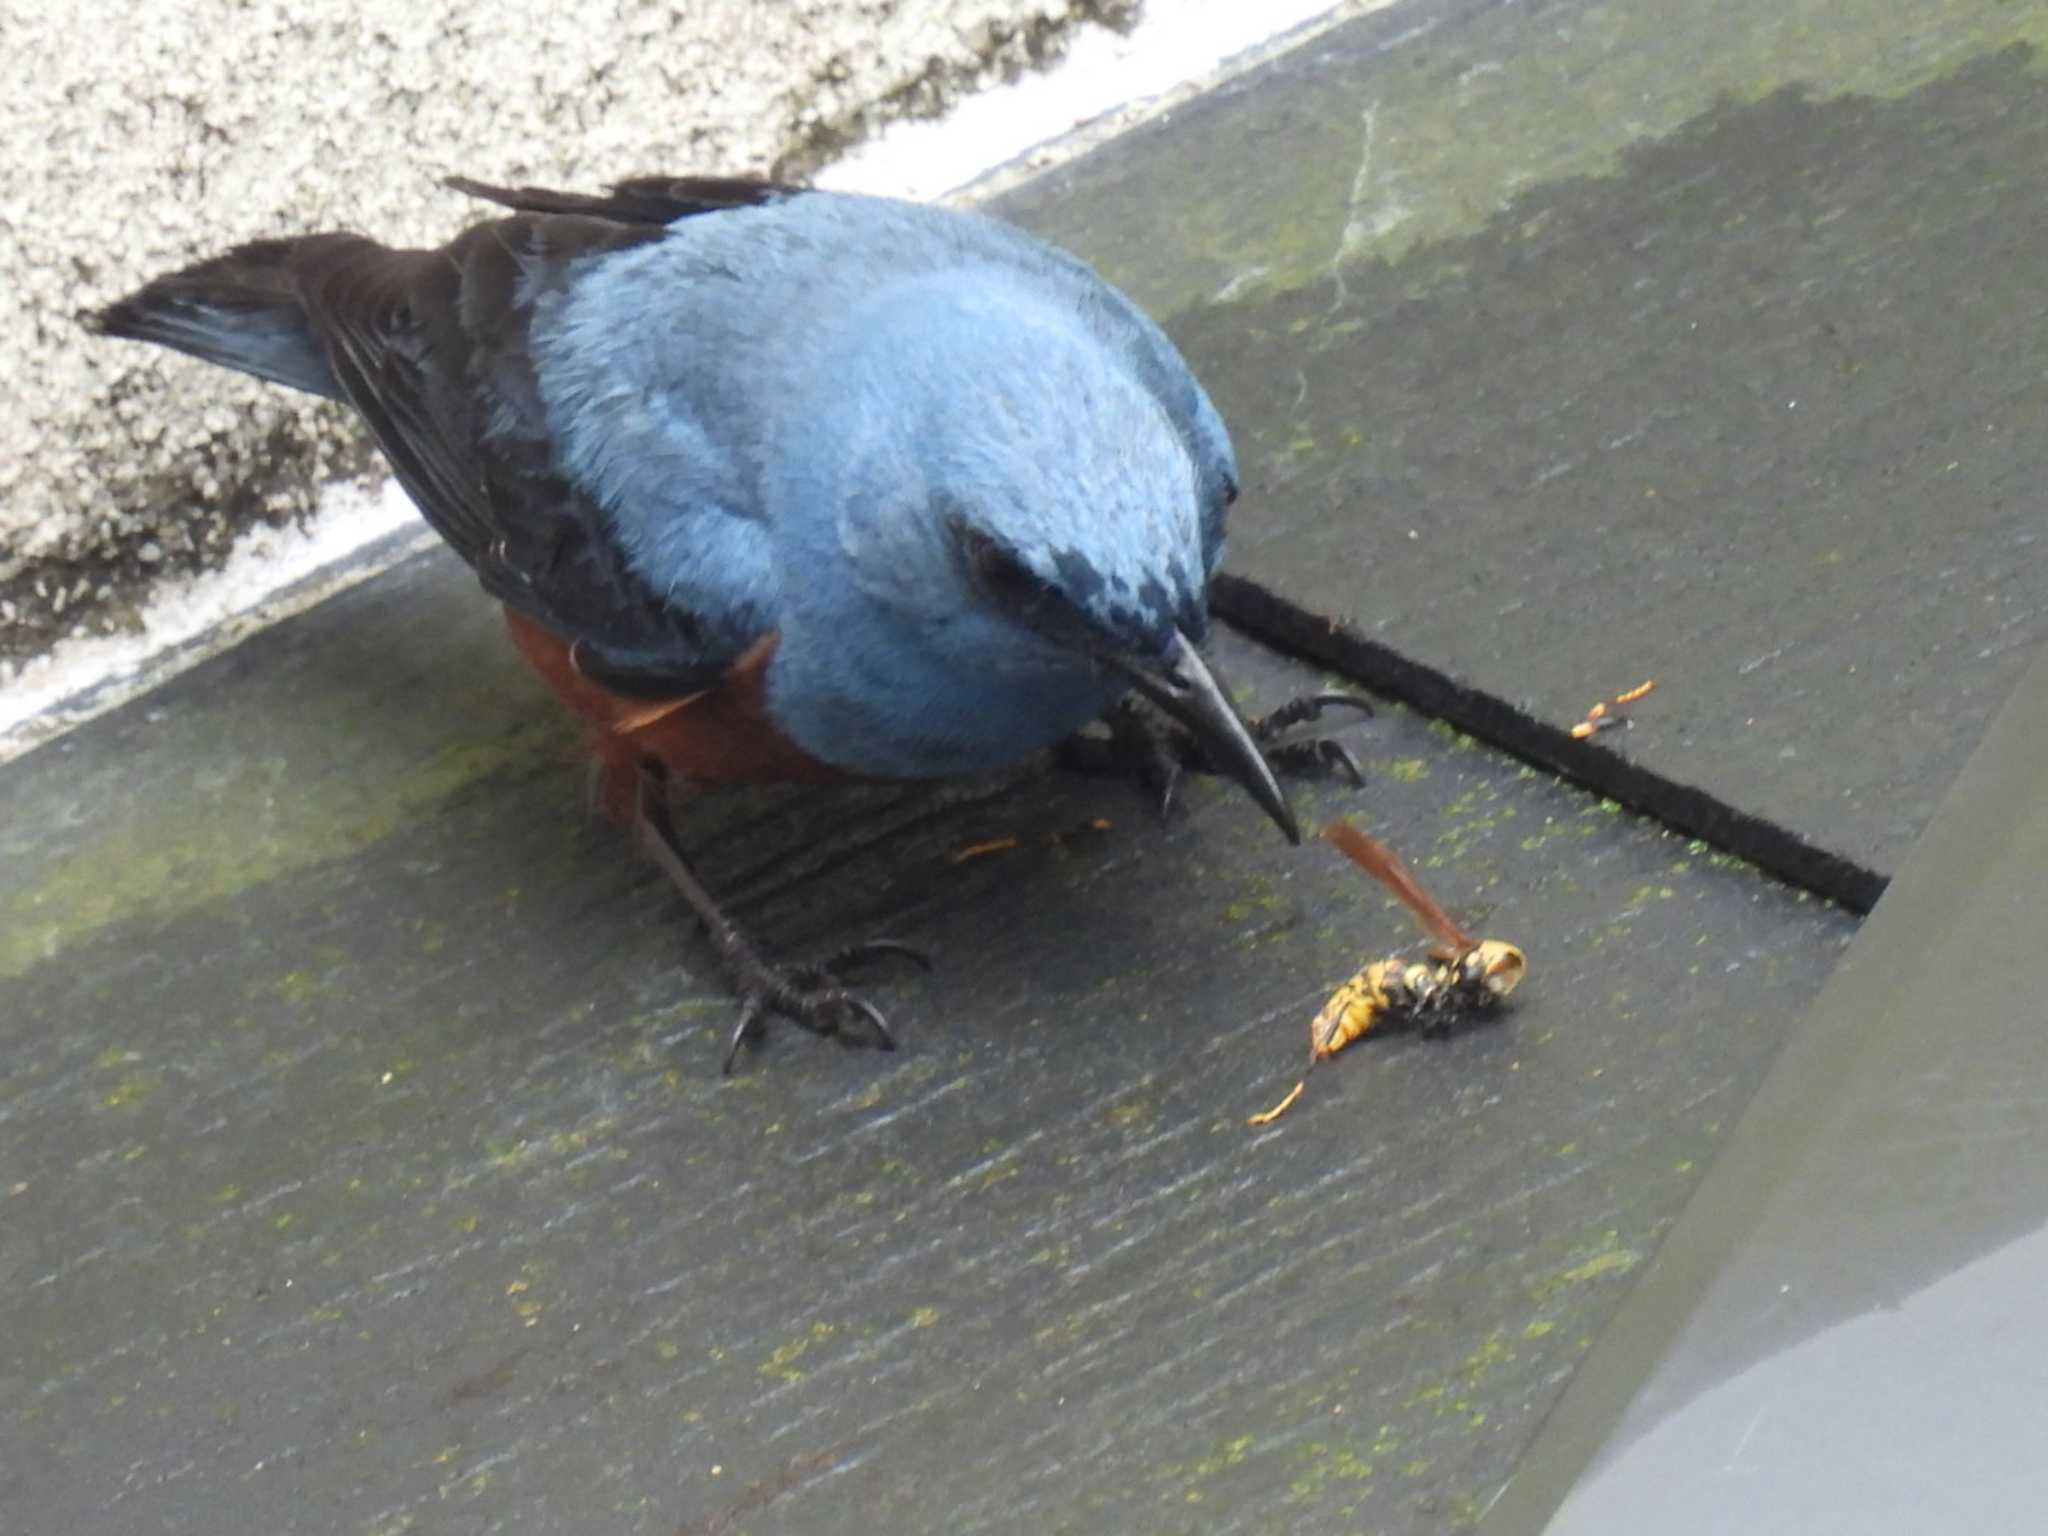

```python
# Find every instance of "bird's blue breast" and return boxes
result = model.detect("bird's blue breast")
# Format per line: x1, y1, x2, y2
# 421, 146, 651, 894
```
767, 608, 1130, 777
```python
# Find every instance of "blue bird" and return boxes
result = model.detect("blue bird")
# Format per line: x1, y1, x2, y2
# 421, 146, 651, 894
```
90, 176, 1360, 1069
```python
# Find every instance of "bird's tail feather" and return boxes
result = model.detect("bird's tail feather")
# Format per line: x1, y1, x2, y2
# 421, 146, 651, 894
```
84, 238, 343, 400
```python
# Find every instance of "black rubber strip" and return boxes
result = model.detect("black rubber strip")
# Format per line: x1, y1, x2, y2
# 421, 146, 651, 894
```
1211, 572, 1890, 915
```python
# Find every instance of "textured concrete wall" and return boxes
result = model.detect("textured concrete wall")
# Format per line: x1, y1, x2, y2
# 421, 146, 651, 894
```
3, 0, 1135, 676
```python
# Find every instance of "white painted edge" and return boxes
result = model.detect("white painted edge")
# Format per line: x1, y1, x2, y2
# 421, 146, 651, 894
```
819, 0, 1393, 202
0, 480, 433, 760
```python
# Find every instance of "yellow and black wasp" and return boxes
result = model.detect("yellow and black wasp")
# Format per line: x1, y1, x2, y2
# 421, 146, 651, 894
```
1250, 820, 1526, 1126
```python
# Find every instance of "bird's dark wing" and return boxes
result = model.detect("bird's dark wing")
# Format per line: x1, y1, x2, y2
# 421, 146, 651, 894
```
280, 219, 742, 693
444, 173, 797, 226
95, 200, 783, 697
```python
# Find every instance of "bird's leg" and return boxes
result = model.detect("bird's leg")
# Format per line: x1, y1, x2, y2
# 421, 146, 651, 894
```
1060, 689, 1374, 819
633, 771, 930, 1074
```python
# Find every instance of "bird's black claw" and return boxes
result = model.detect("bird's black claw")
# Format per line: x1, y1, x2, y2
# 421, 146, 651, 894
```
720, 968, 903, 1076
1251, 690, 1375, 743
723, 1000, 767, 1076
1151, 756, 1185, 823
816, 937, 934, 978
1057, 698, 1186, 822
1268, 737, 1367, 788
1247, 689, 1375, 786
720, 939, 924, 1071
845, 997, 897, 1053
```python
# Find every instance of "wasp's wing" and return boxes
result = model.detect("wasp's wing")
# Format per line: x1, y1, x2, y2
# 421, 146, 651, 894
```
1322, 820, 1475, 956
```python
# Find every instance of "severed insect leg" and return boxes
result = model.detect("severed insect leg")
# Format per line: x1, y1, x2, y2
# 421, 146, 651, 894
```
1570, 678, 1658, 738
1247, 1079, 1307, 1126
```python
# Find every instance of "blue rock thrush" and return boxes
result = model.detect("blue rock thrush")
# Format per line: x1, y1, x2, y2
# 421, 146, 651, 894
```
90, 176, 1363, 1069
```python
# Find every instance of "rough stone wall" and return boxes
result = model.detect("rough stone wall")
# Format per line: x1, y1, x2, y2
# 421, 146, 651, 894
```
2, 0, 1137, 674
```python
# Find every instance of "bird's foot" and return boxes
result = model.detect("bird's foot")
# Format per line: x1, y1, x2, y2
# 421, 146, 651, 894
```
633, 769, 932, 1073
1061, 689, 1374, 820
1250, 691, 1374, 789
717, 938, 931, 1075
1056, 697, 1190, 818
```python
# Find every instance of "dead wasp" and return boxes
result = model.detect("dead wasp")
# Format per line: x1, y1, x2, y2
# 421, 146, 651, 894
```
1249, 821, 1526, 1126
1310, 821, 1526, 1052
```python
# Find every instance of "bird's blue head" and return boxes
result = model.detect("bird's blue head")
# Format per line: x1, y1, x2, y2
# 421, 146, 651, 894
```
764, 269, 1296, 840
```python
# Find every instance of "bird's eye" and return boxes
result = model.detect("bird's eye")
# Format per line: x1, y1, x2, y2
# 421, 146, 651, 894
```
963, 530, 1047, 609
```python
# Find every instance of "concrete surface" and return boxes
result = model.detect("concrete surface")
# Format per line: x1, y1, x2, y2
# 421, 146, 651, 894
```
3, 0, 1135, 672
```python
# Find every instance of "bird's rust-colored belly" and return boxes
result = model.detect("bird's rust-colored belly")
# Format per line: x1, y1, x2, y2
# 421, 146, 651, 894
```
502, 608, 843, 821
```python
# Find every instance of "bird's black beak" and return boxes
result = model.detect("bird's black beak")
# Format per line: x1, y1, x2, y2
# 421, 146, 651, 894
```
1107, 632, 1300, 845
